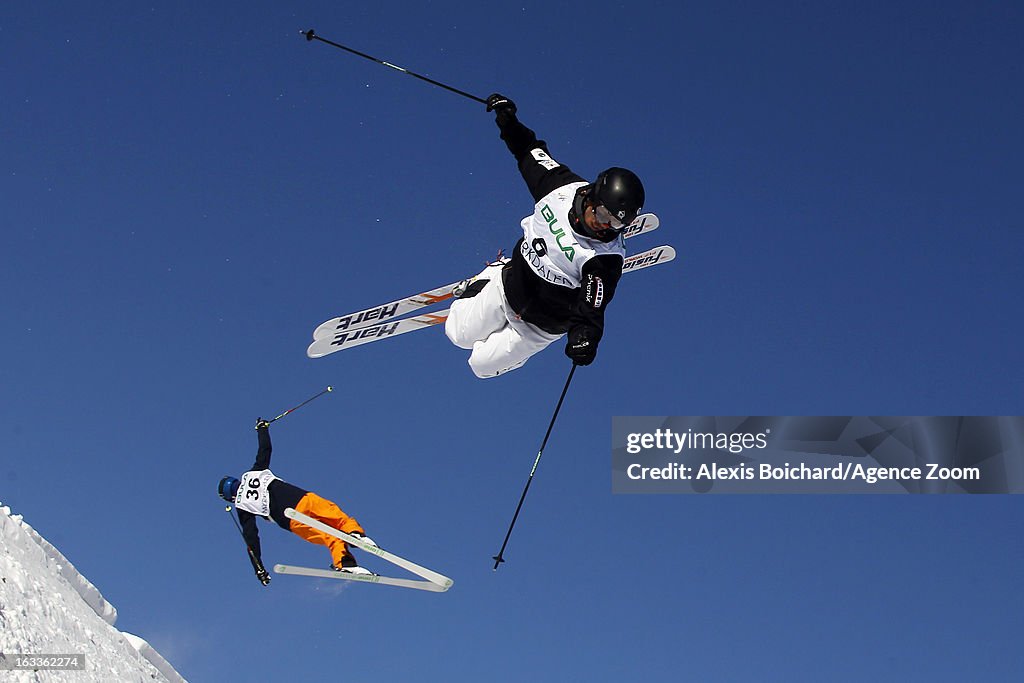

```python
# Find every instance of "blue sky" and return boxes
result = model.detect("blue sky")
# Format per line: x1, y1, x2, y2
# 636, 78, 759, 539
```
3, 1, 1023, 680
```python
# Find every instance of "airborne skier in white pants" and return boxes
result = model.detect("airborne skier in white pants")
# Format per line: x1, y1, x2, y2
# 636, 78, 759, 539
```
445, 94, 646, 378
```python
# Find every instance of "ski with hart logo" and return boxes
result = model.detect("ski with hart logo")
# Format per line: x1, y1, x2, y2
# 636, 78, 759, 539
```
310, 213, 661, 342
306, 243, 676, 358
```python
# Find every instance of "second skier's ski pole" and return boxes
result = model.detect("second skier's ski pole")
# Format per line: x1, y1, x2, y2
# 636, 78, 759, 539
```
492, 363, 578, 570
264, 386, 333, 427
301, 28, 487, 104
225, 506, 270, 585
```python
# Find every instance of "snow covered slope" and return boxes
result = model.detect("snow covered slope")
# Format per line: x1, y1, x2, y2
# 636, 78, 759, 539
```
0, 502, 185, 682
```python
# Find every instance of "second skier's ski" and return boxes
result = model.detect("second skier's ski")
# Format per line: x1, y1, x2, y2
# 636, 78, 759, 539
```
275, 508, 454, 592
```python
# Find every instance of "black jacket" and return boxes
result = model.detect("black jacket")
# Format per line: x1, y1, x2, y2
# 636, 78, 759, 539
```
236, 425, 309, 564
495, 112, 623, 338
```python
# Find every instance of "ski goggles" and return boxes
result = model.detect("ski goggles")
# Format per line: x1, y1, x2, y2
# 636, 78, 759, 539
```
593, 204, 628, 231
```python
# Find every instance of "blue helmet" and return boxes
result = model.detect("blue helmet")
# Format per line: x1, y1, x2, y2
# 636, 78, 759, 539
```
218, 476, 240, 502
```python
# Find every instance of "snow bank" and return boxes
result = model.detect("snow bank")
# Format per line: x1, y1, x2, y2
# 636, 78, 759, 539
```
0, 502, 186, 682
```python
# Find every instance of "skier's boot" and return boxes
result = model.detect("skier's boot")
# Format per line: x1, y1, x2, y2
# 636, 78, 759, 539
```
452, 278, 488, 299
350, 532, 379, 549
333, 556, 375, 576
453, 251, 508, 299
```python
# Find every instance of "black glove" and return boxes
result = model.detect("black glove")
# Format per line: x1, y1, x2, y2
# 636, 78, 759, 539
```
565, 326, 599, 366
255, 418, 270, 430
486, 93, 517, 126
256, 566, 271, 586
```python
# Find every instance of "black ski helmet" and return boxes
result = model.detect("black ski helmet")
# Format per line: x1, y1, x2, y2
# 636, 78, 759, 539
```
589, 167, 645, 227
218, 476, 240, 502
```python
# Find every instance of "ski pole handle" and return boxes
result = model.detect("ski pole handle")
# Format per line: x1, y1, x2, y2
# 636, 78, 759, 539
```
262, 386, 334, 428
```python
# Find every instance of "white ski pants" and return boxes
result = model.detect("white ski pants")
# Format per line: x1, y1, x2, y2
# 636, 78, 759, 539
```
445, 262, 562, 379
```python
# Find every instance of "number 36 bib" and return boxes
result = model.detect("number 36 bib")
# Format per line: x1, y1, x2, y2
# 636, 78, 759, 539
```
234, 469, 279, 517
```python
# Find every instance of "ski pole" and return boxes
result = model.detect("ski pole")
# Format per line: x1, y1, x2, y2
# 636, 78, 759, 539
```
492, 363, 578, 570
264, 386, 333, 427
225, 506, 260, 565
225, 506, 268, 583
301, 28, 487, 105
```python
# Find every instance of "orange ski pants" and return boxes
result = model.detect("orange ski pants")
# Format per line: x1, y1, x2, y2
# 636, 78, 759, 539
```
288, 492, 365, 567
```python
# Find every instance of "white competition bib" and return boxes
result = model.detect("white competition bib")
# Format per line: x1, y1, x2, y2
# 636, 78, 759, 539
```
519, 183, 625, 288
234, 469, 279, 517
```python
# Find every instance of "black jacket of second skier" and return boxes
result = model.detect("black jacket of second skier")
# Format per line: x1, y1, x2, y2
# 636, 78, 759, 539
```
236, 426, 309, 563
